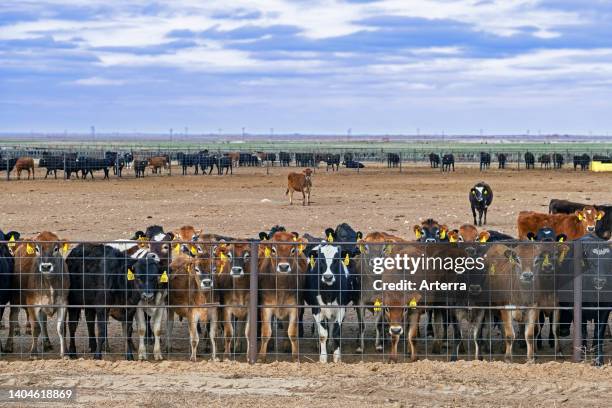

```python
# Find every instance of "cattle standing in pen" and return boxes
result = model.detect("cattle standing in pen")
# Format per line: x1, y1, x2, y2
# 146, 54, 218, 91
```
470, 182, 493, 226
518, 206, 605, 240
5, 231, 69, 357
286, 168, 312, 206
0, 230, 19, 350
549, 199, 612, 240
15, 157, 35, 180
524, 152, 535, 169
441, 154, 454, 171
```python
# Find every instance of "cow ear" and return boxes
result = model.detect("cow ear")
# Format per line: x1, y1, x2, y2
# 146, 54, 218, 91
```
325, 228, 335, 243
132, 230, 145, 240
291, 231, 300, 239
448, 231, 459, 243
574, 210, 584, 221
439, 225, 448, 240
478, 231, 490, 243
526, 232, 535, 241
258, 232, 269, 241
596, 210, 605, 221
556, 234, 567, 242
166, 232, 175, 241
357, 239, 367, 254
413, 225, 423, 239
356, 231, 363, 240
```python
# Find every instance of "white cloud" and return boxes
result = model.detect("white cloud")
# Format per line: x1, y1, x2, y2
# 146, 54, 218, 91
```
71, 76, 126, 86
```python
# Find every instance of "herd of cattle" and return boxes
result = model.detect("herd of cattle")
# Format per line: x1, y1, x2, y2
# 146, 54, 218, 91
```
0, 192, 611, 364
1, 150, 609, 180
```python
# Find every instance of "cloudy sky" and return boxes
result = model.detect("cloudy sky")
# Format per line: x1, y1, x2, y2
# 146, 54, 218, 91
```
1, 1, 611, 135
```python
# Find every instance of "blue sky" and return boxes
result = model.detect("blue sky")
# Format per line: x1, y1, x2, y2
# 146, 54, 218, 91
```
1, 0, 612, 135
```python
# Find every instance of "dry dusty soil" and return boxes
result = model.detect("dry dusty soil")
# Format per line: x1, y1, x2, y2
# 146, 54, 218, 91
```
1, 163, 611, 407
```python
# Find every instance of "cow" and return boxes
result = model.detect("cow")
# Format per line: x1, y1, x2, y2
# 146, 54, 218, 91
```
286, 168, 312, 206
167, 255, 218, 361
303, 241, 356, 362
326, 154, 341, 172
257, 231, 307, 361
0, 157, 18, 178
295, 153, 315, 167
279, 152, 291, 166
343, 160, 364, 169
148, 156, 169, 174
524, 152, 535, 169
66, 244, 142, 360
134, 160, 148, 178
441, 154, 454, 172
123, 152, 134, 169
553, 153, 564, 169
479, 152, 491, 171
4, 231, 69, 357
78, 157, 112, 180
573, 154, 590, 171
448, 224, 490, 243
486, 230, 517, 242
497, 153, 507, 169
549, 199, 612, 240
15, 157, 35, 180
179, 153, 200, 175
216, 155, 233, 175
413, 219, 449, 243
39, 155, 64, 179
469, 182, 493, 226
538, 154, 551, 169
0, 230, 20, 349
518, 207, 605, 241
199, 154, 217, 175
215, 242, 252, 359
387, 153, 400, 168
429, 153, 440, 168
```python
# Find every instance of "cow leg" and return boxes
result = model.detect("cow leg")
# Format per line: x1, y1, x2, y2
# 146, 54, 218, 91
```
472, 309, 486, 360
525, 308, 537, 363
244, 313, 251, 360
166, 308, 175, 353
355, 304, 365, 354
375, 311, 384, 352
313, 311, 328, 363
84, 308, 97, 353
56, 306, 67, 358
289, 189, 293, 205
40, 313, 52, 351
483, 207, 488, 225
153, 307, 164, 361
4, 306, 18, 353
332, 307, 346, 363
302, 190, 306, 206
223, 307, 234, 360
121, 316, 135, 361
93, 309, 107, 360
431, 309, 446, 354
288, 307, 299, 361
594, 309, 610, 366
551, 309, 562, 357
307, 190, 310, 206
500, 309, 515, 362
188, 312, 200, 362
407, 309, 420, 362
67, 307, 80, 358
208, 307, 218, 361
471, 205, 477, 225
137, 308, 147, 360
258, 307, 273, 362
29, 307, 42, 358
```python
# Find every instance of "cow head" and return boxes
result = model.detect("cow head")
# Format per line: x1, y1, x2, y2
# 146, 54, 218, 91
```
129, 257, 163, 301
260, 231, 306, 274
471, 184, 489, 203
575, 207, 605, 234
303, 168, 313, 181
27, 231, 69, 276
308, 243, 348, 287
414, 219, 448, 242
1, 230, 21, 255
216, 242, 251, 279
526, 227, 566, 243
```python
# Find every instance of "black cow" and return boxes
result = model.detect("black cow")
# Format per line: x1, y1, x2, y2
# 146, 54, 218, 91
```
343, 160, 364, 169
279, 152, 291, 166
134, 160, 148, 178
497, 153, 507, 169
573, 154, 590, 171
469, 182, 493, 226
179, 153, 200, 175
524, 152, 535, 169
295, 153, 315, 167
66, 244, 144, 360
429, 153, 440, 168
216, 155, 233, 175
387, 153, 400, 168
39, 155, 64, 179
326, 154, 341, 172
553, 153, 564, 169
79, 157, 112, 179
0, 230, 19, 349
441, 154, 454, 172
539, 154, 551, 169
199, 154, 216, 175
486, 230, 516, 242
549, 199, 611, 240
479, 152, 491, 171
303, 241, 358, 363
0, 158, 18, 178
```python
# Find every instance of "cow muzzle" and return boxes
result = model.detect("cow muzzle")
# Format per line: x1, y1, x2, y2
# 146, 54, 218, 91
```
321, 272, 335, 286
277, 263, 291, 273
200, 278, 213, 289
389, 325, 403, 336
141, 292, 155, 300
586, 225, 596, 232
593, 277, 607, 291
425, 238, 436, 243
39, 263, 54, 274
520, 271, 534, 283
230, 266, 244, 277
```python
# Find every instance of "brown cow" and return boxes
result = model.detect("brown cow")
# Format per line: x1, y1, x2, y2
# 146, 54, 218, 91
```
257, 231, 307, 361
5, 231, 69, 357
286, 168, 312, 206
517, 206, 605, 240
448, 224, 490, 243
15, 157, 35, 180
148, 156, 169, 174
413, 218, 449, 242
166, 256, 218, 361
215, 242, 252, 359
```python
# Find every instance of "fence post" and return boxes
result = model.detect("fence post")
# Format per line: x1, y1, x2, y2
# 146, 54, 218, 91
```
572, 240, 583, 362
248, 240, 259, 364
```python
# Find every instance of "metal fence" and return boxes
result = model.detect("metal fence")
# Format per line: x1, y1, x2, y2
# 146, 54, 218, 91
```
0, 239, 611, 365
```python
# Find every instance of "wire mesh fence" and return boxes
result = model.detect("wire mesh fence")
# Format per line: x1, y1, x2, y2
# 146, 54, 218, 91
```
0, 237, 611, 365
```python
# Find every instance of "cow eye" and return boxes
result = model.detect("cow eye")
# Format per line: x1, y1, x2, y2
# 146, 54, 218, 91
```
35, 245, 41, 254
290, 247, 296, 255
53, 245, 59, 253
162, 244, 169, 251
244, 252, 249, 259
271, 247, 277, 255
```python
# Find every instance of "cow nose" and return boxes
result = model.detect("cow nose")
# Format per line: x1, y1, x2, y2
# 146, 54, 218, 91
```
230, 267, 243, 277
141, 292, 154, 300
389, 326, 403, 336
277, 263, 291, 273
321, 273, 335, 285
200, 278, 213, 289
520, 271, 534, 282
39, 263, 53, 274
425, 238, 436, 243
587, 226, 595, 232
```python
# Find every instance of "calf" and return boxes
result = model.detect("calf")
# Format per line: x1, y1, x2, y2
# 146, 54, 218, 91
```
257, 231, 307, 361
279, 152, 291, 166
479, 152, 491, 171
413, 219, 449, 243
518, 206, 605, 240
553, 153, 564, 169
326, 154, 341, 171
469, 182, 493, 226
286, 168, 312, 206
549, 199, 612, 240
179, 153, 200, 175
134, 160, 148, 178
497, 153, 507, 169
448, 224, 490, 243
66, 244, 141, 360
216, 155, 233, 175
524, 152, 535, 169
5, 231, 69, 357
0, 230, 19, 349
148, 156, 169, 174
539, 154, 551, 169
15, 157, 35, 180
429, 153, 440, 168
441, 154, 454, 171
387, 153, 400, 168
167, 255, 218, 361
79, 157, 111, 179
573, 154, 590, 171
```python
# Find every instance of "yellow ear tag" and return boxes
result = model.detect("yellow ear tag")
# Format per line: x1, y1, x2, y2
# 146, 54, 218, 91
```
577, 214, 584, 221
26, 243, 35, 255
63, 243, 69, 253
219, 252, 228, 267
160, 271, 168, 283
440, 230, 446, 240
343, 254, 350, 266
359, 244, 365, 253
309, 255, 315, 268
190, 245, 197, 256
8, 235, 16, 250
408, 298, 417, 309
415, 230, 422, 239
543, 254, 551, 267
597, 213, 603, 221
298, 243, 304, 254
327, 233, 334, 243
489, 264, 496, 275
558, 237, 564, 242
264, 247, 271, 258
127, 268, 135, 281
479, 236, 488, 243
449, 236, 457, 243
373, 299, 382, 312
137, 236, 148, 247
173, 244, 180, 255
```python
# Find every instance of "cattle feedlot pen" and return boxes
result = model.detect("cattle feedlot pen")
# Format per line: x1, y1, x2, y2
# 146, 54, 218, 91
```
1, 239, 611, 365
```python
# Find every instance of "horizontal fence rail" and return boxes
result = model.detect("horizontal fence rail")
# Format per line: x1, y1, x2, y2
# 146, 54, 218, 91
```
0, 239, 611, 365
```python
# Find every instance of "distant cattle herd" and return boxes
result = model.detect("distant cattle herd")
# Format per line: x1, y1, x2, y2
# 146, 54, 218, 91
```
0, 149, 609, 180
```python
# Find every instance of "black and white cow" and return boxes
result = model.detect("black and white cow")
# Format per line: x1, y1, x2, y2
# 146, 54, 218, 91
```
304, 242, 356, 363
469, 182, 493, 226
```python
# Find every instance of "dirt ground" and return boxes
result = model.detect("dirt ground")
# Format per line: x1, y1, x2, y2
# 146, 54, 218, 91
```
1, 163, 611, 407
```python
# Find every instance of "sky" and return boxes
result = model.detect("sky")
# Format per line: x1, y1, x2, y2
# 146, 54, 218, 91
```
1, 0, 612, 135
